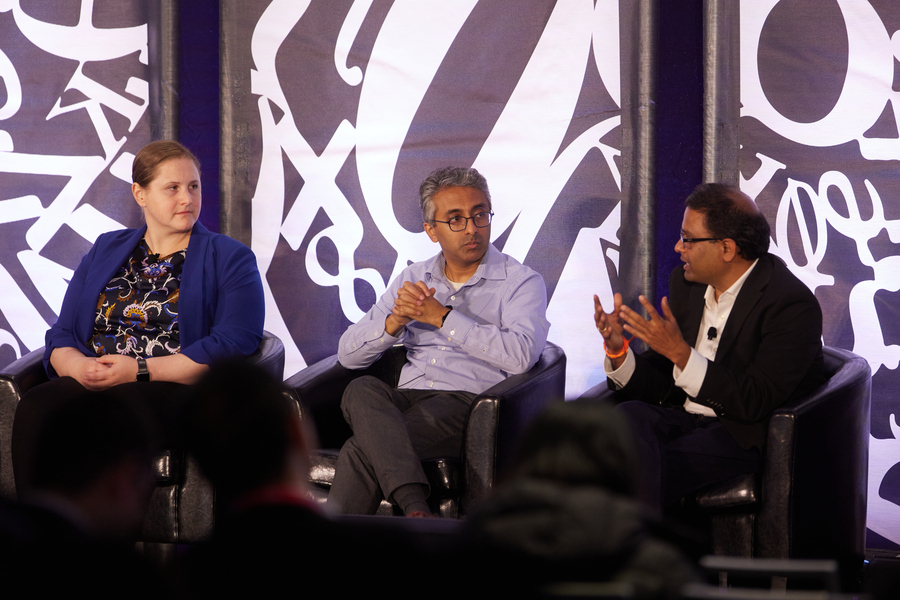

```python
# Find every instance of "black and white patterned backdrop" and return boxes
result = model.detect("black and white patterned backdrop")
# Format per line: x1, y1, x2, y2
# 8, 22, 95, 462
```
226, 0, 626, 397
3, 0, 898, 548
0, 0, 153, 367
739, 0, 900, 548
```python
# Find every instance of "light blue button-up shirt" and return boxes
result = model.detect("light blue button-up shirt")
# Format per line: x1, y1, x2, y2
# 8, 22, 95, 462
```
338, 245, 550, 394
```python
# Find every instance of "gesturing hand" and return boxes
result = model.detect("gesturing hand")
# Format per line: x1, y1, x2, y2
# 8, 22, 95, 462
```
596, 293, 633, 369
594, 293, 625, 345
618, 295, 692, 369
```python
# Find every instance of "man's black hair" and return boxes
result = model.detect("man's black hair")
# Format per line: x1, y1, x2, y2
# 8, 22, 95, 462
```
684, 183, 771, 260
182, 360, 295, 499
505, 400, 640, 497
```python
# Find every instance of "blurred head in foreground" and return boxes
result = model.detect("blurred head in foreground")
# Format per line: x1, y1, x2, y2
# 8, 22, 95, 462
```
504, 399, 640, 497
182, 360, 312, 503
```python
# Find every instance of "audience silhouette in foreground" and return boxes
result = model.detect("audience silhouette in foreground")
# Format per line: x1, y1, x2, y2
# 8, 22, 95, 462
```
458, 400, 699, 597
179, 359, 438, 597
1, 391, 162, 596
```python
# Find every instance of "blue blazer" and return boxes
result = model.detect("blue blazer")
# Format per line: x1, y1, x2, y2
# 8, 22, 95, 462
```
44, 222, 265, 377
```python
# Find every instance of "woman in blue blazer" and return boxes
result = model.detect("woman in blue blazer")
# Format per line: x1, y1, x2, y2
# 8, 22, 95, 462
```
13, 140, 264, 492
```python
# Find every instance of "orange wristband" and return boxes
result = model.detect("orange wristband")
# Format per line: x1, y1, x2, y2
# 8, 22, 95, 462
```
603, 336, 629, 359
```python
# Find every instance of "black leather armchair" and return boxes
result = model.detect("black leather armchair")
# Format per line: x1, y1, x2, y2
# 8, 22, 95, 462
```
284, 341, 566, 517
0, 331, 286, 545
581, 347, 871, 574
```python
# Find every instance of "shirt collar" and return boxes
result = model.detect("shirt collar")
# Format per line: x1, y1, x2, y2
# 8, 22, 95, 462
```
425, 243, 505, 286
704, 258, 759, 309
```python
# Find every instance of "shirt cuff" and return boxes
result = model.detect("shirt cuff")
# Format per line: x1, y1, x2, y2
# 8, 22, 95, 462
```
604, 349, 636, 389
439, 309, 471, 345
374, 328, 403, 345
354, 322, 402, 350
673, 347, 707, 398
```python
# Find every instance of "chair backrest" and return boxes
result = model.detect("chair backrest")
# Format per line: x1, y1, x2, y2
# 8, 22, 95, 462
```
0, 349, 48, 501
758, 346, 871, 566
460, 341, 567, 514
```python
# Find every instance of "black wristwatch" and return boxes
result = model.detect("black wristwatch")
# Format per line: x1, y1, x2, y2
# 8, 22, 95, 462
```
136, 357, 150, 382
441, 306, 453, 327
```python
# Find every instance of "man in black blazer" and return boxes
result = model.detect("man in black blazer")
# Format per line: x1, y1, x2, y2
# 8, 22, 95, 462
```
594, 183, 824, 511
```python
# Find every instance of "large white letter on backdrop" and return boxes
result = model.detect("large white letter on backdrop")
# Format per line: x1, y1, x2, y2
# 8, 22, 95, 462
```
741, 0, 900, 547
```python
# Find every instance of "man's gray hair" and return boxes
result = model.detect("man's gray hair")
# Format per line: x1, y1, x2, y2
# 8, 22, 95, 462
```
418, 166, 492, 223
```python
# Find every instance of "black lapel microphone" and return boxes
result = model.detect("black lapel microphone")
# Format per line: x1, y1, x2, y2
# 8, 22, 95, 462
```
707, 327, 717, 341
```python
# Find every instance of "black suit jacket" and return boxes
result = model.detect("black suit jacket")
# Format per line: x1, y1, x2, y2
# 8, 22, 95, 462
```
615, 254, 825, 450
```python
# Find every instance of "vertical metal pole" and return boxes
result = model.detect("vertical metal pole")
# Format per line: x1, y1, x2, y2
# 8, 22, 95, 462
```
619, 0, 658, 315
148, 0, 180, 141
219, 0, 252, 243
703, 0, 740, 185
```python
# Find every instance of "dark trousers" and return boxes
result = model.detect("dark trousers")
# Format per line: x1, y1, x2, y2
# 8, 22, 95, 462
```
11, 376, 187, 494
327, 376, 476, 515
615, 400, 761, 512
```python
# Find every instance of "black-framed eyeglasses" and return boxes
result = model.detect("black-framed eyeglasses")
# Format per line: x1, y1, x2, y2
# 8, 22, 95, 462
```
680, 235, 721, 248
433, 211, 493, 232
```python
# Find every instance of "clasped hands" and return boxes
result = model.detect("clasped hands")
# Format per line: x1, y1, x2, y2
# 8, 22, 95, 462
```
71, 354, 140, 390
385, 281, 450, 336
593, 293, 692, 370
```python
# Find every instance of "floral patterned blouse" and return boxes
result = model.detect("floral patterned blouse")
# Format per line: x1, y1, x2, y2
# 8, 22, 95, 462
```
90, 239, 186, 358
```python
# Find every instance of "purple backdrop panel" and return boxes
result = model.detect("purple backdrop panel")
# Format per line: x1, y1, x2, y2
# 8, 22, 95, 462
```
0, 1, 158, 368
739, 0, 900, 549
224, 0, 633, 395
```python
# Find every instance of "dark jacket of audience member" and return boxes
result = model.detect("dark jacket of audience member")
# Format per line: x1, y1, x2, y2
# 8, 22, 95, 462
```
459, 400, 699, 598
0, 391, 162, 596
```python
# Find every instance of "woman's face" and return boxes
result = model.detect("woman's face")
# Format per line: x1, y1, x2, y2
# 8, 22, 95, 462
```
132, 157, 201, 238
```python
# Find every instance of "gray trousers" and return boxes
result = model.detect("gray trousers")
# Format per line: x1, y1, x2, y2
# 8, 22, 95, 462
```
327, 376, 476, 515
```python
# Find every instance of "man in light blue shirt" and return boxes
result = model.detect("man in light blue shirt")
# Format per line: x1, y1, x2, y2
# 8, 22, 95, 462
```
330, 166, 550, 516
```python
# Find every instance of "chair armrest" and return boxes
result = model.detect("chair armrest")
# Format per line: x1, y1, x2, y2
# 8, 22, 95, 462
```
460, 342, 566, 514
0, 348, 47, 393
246, 331, 285, 381
285, 355, 350, 397
0, 348, 49, 500
492, 342, 568, 462
770, 347, 870, 418
284, 346, 408, 449
579, 380, 616, 402
284, 355, 354, 447
285, 346, 408, 407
